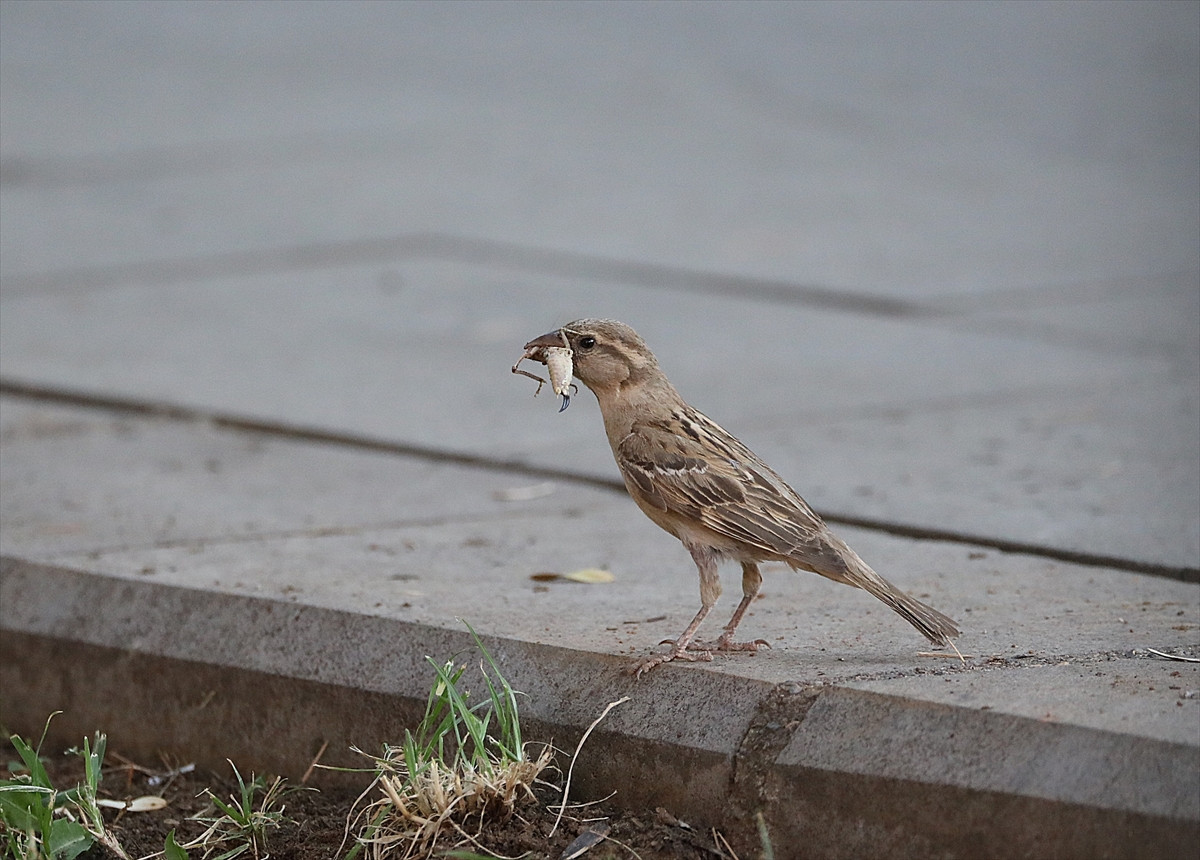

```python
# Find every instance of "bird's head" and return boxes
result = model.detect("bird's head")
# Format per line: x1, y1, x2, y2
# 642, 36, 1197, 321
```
523, 318, 660, 397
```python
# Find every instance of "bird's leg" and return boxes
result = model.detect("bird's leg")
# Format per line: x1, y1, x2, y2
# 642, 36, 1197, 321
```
687, 562, 770, 653
628, 545, 721, 677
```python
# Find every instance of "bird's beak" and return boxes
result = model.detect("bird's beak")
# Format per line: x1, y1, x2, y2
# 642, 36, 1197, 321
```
523, 330, 567, 352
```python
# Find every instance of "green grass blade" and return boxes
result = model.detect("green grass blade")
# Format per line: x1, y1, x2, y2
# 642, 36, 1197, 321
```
206, 793, 242, 821
163, 829, 191, 860
465, 621, 524, 758
0, 788, 48, 832
439, 657, 497, 774
8, 733, 52, 790
81, 733, 106, 792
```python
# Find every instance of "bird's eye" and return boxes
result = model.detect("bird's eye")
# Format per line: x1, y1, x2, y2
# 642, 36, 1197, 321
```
578, 336, 596, 350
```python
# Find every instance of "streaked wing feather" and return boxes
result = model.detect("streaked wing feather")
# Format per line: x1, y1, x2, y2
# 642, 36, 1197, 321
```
617, 411, 828, 559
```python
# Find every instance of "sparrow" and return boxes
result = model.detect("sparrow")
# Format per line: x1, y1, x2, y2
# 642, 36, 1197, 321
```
522, 319, 961, 675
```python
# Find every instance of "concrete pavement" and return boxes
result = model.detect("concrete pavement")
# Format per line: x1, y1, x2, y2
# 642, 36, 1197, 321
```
2, 3, 1197, 856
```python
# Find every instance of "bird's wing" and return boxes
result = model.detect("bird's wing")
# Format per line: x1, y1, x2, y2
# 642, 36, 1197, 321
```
617, 409, 832, 560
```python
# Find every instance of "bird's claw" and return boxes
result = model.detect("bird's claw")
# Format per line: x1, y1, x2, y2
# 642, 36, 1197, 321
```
627, 644, 713, 677
686, 637, 771, 653
636, 635, 769, 677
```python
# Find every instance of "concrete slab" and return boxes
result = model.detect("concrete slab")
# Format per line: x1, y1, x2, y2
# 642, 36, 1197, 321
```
2, 3, 1196, 293
3, 258, 1196, 569
846, 661, 1200, 750
2, 398, 1195, 709
0, 397, 618, 557
753, 384, 1200, 570
2, 397, 1197, 856
4, 563, 1198, 858
4, 554, 1199, 856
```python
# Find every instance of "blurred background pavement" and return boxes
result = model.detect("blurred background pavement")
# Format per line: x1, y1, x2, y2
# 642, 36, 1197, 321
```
2, 0, 1196, 570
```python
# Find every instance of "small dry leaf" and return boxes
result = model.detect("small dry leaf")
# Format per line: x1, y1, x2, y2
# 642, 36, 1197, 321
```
126, 795, 168, 812
563, 568, 614, 584
95, 796, 167, 812
559, 821, 611, 859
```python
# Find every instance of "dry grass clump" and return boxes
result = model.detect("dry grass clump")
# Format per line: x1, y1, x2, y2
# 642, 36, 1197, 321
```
344, 625, 554, 859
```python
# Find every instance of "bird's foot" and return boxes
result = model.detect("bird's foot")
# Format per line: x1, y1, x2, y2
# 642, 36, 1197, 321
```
625, 644, 713, 678
685, 636, 771, 653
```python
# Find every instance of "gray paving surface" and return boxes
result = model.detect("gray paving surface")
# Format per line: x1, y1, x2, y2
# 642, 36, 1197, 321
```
2, 2, 1198, 856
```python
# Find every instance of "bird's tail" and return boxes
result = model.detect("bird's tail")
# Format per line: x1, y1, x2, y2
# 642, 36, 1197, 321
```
810, 541, 960, 646
859, 575, 961, 646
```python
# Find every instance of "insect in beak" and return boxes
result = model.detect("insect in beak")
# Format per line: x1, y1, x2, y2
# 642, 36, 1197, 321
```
512, 329, 577, 411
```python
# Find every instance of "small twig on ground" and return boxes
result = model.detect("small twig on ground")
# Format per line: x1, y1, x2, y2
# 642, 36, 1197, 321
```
549, 696, 630, 838
1146, 648, 1200, 663
713, 828, 740, 859
917, 651, 975, 660
301, 740, 329, 785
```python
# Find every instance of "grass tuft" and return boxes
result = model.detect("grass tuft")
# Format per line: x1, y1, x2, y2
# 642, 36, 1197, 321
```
0, 713, 129, 860
182, 760, 307, 859
344, 622, 553, 859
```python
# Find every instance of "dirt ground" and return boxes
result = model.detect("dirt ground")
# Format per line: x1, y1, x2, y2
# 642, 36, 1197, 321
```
4, 743, 749, 860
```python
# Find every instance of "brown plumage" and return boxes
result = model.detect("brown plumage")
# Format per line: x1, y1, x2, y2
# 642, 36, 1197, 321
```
523, 318, 960, 675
